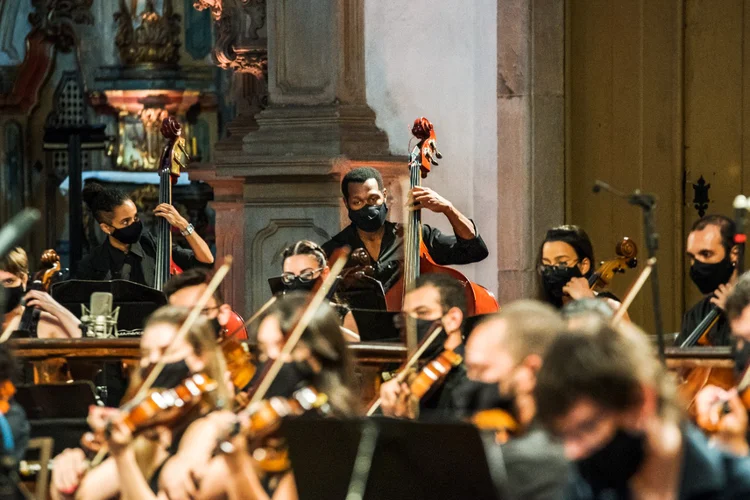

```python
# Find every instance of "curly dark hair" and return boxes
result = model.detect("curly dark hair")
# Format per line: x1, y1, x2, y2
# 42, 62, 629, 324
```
82, 182, 131, 225
341, 167, 384, 200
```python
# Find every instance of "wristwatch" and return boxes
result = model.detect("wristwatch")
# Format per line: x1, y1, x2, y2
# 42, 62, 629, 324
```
181, 223, 195, 237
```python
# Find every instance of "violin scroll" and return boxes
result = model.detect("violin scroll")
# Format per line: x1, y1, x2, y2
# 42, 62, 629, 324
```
410, 117, 442, 178
589, 237, 639, 292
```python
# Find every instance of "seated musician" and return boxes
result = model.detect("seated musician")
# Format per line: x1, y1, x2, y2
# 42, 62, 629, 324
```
379, 273, 468, 420
535, 322, 750, 498
676, 214, 738, 346
693, 273, 750, 456
76, 182, 214, 286
0, 247, 81, 340
538, 225, 623, 311
157, 294, 358, 500
278, 240, 359, 338
163, 267, 233, 338
321, 167, 488, 292
460, 301, 570, 499
50, 307, 229, 500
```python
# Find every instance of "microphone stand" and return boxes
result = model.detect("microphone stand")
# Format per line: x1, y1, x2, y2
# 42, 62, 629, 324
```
593, 181, 666, 362
345, 420, 379, 500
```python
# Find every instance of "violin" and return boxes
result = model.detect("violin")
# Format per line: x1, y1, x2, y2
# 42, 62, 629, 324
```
471, 408, 520, 445
154, 117, 190, 291
0, 380, 15, 415
587, 237, 638, 292
384, 118, 499, 317
218, 386, 330, 473
17, 249, 61, 336
696, 361, 750, 434
221, 336, 256, 394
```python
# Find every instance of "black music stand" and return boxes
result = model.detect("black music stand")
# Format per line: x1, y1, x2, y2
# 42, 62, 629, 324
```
351, 310, 401, 342
50, 279, 167, 333
282, 417, 502, 500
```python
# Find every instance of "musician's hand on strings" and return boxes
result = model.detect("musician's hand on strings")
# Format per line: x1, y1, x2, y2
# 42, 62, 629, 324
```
380, 379, 417, 419
711, 283, 735, 311
105, 418, 134, 456
25, 290, 64, 316
86, 405, 119, 433
410, 187, 452, 214
695, 385, 749, 456
51, 448, 88, 499
160, 456, 200, 500
154, 203, 189, 232
562, 277, 596, 300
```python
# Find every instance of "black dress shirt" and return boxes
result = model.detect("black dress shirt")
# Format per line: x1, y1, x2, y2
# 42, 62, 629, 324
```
676, 295, 731, 347
76, 231, 207, 287
322, 221, 489, 291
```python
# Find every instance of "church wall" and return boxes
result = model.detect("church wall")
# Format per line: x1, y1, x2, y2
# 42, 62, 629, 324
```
363, 0, 498, 292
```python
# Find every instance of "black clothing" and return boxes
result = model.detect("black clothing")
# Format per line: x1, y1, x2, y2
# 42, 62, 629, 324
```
418, 343, 468, 421
76, 232, 207, 288
677, 295, 731, 347
566, 424, 750, 499
322, 221, 489, 292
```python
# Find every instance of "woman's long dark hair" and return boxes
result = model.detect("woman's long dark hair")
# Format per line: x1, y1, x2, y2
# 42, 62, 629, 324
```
536, 225, 595, 305
263, 293, 359, 416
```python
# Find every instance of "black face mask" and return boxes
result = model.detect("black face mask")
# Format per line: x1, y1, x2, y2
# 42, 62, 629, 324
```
209, 317, 223, 338
109, 220, 143, 245
540, 264, 584, 306
453, 379, 517, 419
140, 359, 192, 389
574, 428, 646, 491
251, 360, 314, 398
415, 318, 448, 360
282, 277, 317, 293
2, 285, 24, 313
733, 338, 750, 376
348, 203, 388, 233
690, 256, 735, 295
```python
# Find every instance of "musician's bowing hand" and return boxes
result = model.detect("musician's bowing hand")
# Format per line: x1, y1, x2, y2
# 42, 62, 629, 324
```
25, 290, 63, 315
695, 385, 749, 456
380, 379, 417, 419
562, 277, 595, 300
711, 283, 735, 311
51, 448, 87, 499
160, 456, 199, 500
410, 187, 452, 214
154, 203, 189, 232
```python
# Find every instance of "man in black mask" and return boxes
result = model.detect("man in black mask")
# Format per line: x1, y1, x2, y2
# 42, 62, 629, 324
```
379, 273, 468, 420
535, 323, 750, 499
163, 268, 234, 339
677, 214, 739, 346
322, 167, 488, 293
461, 300, 570, 500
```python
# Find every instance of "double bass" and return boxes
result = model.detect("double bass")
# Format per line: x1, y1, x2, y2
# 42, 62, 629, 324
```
154, 117, 189, 291
384, 118, 499, 316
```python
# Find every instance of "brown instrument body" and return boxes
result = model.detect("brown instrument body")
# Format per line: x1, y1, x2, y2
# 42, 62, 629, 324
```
385, 117, 499, 317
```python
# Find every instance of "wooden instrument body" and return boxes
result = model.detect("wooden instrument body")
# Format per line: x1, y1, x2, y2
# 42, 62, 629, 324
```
18, 250, 61, 334
384, 117, 499, 316
409, 348, 463, 399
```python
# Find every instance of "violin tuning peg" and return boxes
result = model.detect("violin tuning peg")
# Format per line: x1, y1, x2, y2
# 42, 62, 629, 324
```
435, 149, 443, 159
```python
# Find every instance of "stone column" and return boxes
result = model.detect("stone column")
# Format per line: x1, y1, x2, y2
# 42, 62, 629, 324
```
194, 0, 405, 313
496, 0, 565, 303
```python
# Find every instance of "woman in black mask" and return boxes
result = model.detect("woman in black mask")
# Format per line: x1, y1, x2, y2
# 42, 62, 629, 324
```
0, 247, 81, 340
77, 182, 214, 287
50, 306, 230, 500
278, 240, 359, 337
537, 225, 621, 310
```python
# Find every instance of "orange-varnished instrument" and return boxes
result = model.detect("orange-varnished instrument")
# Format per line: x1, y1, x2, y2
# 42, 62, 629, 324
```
17, 249, 62, 336
221, 336, 256, 394
154, 116, 190, 291
587, 237, 638, 292
219, 386, 330, 473
384, 118, 499, 316
409, 349, 463, 399
0, 380, 15, 415
694, 358, 750, 434
471, 408, 520, 445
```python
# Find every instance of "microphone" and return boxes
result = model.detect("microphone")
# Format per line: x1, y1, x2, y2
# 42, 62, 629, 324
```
81, 292, 119, 338
0, 209, 40, 260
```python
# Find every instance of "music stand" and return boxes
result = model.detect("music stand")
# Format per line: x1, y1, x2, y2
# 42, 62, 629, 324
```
351, 310, 401, 342
50, 279, 167, 333
282, 417, 502, 500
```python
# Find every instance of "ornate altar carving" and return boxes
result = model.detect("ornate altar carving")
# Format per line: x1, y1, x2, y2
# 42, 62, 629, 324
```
114, 0, 182, 67
29, 0, 94, 53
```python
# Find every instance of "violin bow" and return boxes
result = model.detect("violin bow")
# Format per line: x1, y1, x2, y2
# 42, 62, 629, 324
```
224, 295, 278, 340
611, 257, 656, 326
248, 247, 351, 405
365, 323, 444, 416
90, 257, 232, 468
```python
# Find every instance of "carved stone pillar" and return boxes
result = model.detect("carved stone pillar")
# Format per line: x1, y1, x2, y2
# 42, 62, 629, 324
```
194, 0, 405, 313
496, 0, 566, 303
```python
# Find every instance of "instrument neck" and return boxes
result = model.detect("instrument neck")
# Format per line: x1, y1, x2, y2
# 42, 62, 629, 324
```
403, 158, 422, 293
154, 168, 173, 291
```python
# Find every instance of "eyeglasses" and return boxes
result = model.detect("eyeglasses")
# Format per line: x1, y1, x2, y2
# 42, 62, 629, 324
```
200, 305, 220, 315
537, 260, 580, 274
280, 268, 324, 285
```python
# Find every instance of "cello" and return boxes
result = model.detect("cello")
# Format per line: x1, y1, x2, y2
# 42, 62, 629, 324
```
384, 118, 499, 316
17, 249, 62, 336
588, 237, 638, 292
154, 117, 190, 291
